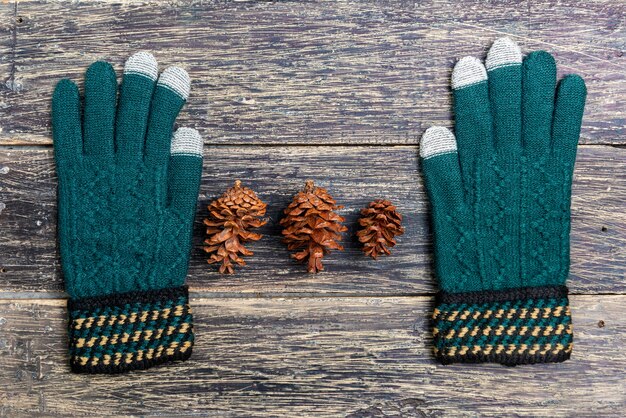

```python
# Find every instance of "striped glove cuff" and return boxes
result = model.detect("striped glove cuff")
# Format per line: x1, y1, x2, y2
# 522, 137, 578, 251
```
432, 286, 573, 365
67, 286, 194, 374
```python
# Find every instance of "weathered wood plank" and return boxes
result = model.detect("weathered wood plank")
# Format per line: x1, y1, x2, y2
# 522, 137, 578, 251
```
1, 0, 623, 145
0, 2, 17, 106
0, 146, 623, 294
0, 296, 623, 417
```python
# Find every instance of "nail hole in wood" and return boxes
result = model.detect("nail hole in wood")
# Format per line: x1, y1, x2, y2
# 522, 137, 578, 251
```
601, 226, 608, 232
0, 268, 6, 273
16, 16, 24, 24
598, 320, 605, 328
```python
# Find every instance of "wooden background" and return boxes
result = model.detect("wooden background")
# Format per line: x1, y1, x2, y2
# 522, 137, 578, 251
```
0, 1, 624, 416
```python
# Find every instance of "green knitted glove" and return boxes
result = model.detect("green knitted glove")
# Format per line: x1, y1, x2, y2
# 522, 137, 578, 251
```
52, 52, 203, 373
420, 38, 586, 365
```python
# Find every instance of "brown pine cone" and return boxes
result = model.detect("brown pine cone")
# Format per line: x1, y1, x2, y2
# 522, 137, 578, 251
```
357, 199, 404, 259
203, 180, 267, 274
280, 180, 347, 273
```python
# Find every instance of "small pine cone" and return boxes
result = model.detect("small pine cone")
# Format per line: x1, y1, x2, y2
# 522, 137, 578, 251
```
204, 180, 267, 274
280, 180, 347, 273
357, 199, 404, 259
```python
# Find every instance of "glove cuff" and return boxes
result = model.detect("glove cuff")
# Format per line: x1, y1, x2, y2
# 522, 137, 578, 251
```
68, 285, 193, 374
433, 285, 572, 365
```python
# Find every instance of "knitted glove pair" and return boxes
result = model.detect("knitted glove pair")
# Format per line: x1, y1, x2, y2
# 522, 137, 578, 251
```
421, 38, 586, 365
53, 38, 586, 374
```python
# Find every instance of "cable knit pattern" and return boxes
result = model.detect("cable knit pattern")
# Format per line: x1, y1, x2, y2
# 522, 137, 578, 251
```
479, 156, 515, 290
446, 210, 478, 292
438, 153, 571, 293
59, 163, 191, 298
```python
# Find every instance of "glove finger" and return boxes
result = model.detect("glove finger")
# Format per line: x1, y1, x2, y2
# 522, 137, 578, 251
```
83, 61, 116, 161
522, 51, 557, 160
484, 38, 524, 289
420, 127, 478, 292
144, 66, 190, 167
420, 126, 465, 212
452, 56, 494, 186
167, 128, 203, 214
486, 37, 523, 156
116, 51, 158, 164
52, 79, 83, 166
552, 74, 587, 173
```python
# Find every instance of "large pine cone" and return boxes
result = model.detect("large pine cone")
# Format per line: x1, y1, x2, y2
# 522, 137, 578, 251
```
204, 180, 267, 274
280, 180, 347, 273
357, 199, 404, 259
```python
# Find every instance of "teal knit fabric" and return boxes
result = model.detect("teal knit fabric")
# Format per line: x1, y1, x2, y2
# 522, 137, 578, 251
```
52, 53, 203, 373
420, 38, 586, 365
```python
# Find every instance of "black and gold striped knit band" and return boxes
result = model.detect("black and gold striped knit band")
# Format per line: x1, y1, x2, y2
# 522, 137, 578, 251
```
67, 285, 193, 374
432, 285, 573, 365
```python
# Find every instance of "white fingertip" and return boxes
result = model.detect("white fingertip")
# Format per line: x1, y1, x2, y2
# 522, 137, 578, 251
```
451, 56, 487, 90
486, 37, 522, 71
420, 127, 457, 159
171, 127, 203, 156
124, 51, 158, 81
158, 66, 191, 100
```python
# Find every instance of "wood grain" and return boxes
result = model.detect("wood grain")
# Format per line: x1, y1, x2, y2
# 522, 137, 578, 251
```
0, 146, 623, 295
0, 2, 17, 105
0, 296, 624, 417
0, 0, 623, 145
